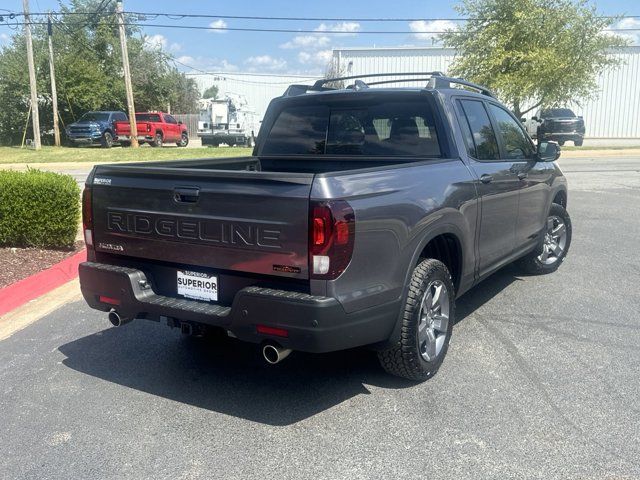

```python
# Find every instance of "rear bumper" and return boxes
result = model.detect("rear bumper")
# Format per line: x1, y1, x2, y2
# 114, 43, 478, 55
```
115, 134, 152, 142
541, 132, 584, 138
79, 262, 397, 353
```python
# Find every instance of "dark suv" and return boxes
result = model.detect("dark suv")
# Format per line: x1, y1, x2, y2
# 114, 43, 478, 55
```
79, 73, 572, 381
527, 108, 585, 146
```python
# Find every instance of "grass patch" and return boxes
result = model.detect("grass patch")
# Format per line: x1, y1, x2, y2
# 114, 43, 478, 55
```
562, 145, 640, 151
0, 145, 252, 164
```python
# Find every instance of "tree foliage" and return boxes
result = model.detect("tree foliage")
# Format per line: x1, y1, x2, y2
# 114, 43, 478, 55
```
0, 0, 200, 145
202, 85, 219, 99
441, 0, 630, 117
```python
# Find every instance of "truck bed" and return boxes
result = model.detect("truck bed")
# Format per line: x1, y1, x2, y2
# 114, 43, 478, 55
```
133, 155, 417, 174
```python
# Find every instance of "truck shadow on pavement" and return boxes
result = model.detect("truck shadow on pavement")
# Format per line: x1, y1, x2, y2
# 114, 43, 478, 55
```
58, 267, 521, 426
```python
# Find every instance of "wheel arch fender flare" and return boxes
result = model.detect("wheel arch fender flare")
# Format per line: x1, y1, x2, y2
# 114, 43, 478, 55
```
383, 222, 467, 349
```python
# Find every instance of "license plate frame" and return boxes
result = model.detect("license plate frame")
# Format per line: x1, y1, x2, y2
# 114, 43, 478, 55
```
176, 270, 218, 302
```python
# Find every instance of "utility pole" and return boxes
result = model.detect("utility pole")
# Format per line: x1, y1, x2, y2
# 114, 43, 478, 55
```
23, 0, 41, 150
47, 13, 60, 147
116, 0, 138, 147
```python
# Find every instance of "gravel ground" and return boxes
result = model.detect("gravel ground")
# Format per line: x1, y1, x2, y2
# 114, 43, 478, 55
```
0, 241, 84, 288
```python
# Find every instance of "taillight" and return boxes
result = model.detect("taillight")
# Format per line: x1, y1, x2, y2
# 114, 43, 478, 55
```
146, 123, 151, 132
309, 200, 355, 280
82, 185, 93, 248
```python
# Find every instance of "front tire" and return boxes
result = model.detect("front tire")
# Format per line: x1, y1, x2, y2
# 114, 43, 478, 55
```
574, 138, 583, 147
177, 132, 189, 147
377, 259, 455, 381
101, 131, 113, 148
517, 203, 572, 275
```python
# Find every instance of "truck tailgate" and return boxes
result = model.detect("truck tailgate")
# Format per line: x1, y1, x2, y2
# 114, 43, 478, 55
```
90, 165, 313, 279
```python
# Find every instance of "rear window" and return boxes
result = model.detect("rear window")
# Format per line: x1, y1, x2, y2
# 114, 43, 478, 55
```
541, 108, 575, 118
261, 101, 441, 157
136, 113, 161, 123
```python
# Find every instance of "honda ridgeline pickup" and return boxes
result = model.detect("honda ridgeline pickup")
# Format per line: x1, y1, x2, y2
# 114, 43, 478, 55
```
79, 73, 572, 380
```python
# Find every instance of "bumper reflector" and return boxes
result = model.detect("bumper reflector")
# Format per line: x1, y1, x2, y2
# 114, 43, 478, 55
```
256, 325, 289, 338
99, 295, 120, 306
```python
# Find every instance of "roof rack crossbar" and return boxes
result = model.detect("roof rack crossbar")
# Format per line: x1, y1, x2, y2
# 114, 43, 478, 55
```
312, 71, 445, 90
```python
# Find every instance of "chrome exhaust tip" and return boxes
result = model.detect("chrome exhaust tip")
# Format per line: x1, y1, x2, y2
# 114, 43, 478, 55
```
108, 309, 131, 327
262, 343, 292, 365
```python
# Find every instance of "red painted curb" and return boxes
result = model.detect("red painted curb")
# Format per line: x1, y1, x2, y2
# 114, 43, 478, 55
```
0, 249, 86, 317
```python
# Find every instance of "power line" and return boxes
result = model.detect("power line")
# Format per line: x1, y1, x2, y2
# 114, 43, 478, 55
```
7, 10, 640, 22
5, 21, 640, 34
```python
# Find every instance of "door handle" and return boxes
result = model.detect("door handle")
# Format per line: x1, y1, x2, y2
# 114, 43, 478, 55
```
517, 172, 528, 180
480, 174, 493, 184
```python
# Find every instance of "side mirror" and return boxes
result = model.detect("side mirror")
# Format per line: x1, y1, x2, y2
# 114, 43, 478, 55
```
178, 121, 183, 125
531, 116, 538, 122
537, 141, 561, 162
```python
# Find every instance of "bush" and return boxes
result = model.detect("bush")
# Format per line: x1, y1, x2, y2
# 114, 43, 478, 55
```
0, 169, 80, 248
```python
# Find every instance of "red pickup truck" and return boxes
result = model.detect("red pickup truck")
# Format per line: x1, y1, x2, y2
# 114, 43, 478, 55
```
114, 112, 189, 147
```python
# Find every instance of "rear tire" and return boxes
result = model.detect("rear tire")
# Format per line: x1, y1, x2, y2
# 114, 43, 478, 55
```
101, 131, 114, 148
151, 133, 163, 147
557, 140, 565, 146
377, 259, 455, 381
574, 139, 583, 147
517, 203, 572, 275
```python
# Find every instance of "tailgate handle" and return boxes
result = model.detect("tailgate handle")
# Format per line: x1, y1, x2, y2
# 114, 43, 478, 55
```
174, 187, 200, 203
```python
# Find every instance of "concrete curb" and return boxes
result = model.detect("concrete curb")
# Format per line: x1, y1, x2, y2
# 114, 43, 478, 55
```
0, 249, 85, 317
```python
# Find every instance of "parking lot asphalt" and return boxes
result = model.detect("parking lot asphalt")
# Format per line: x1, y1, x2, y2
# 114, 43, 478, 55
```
1, 157, 639, 479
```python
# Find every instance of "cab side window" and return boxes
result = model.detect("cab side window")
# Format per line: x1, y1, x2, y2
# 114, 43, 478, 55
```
457, 99, 500, 161
488, 104, 534, 159
165, 114, 178, 124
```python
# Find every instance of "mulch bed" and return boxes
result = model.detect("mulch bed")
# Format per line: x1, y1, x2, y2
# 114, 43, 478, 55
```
0, 241, 85, 289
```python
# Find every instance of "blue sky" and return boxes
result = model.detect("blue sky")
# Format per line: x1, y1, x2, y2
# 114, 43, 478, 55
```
1, 0, 639, 75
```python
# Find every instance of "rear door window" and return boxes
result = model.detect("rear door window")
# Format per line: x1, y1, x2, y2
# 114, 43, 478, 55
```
136, 113, 161, 123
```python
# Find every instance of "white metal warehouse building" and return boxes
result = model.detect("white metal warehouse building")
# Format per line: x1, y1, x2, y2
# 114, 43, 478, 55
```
187, 45, 640, 139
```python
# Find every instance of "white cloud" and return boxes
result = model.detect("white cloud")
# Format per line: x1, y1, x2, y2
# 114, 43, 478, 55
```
297, 49, 333, 67
607, 18, 640, 44
175, 55, 238, 72
244, 55, 288, 72
315, 22, 361, 36
279, 21, 359, 70
409, 20, 457, 42
209, 19, 228, 33
280, 35, 331, 50
143, 34, 182, 52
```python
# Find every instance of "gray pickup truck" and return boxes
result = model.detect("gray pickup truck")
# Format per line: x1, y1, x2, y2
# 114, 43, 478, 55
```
79, 73, 571, 381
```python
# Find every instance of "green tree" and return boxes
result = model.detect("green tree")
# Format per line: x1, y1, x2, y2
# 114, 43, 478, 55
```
0, 0, 199, 144
441, 0, 630, 118
202, 85, 219, 99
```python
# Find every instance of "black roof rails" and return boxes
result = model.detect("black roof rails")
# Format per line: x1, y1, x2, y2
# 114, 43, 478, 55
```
426, 75, 496, 98
282, 71, 495, 99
